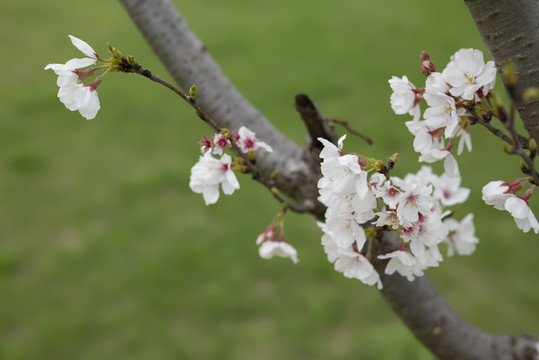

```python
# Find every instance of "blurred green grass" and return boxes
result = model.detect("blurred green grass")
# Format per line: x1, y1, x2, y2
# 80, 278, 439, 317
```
1, 1, 537, 359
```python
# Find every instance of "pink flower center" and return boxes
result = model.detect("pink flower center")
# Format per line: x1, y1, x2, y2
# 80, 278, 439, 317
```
244, 138, 255, 150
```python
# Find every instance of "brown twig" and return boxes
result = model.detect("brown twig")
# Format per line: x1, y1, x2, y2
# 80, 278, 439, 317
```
120, 61, 311, 213
327, 117, 373, 145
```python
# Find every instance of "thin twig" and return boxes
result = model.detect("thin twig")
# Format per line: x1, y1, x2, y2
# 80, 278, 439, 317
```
504, 101, 539, 185
327, 117, 373, 145
121, 61, 311, 213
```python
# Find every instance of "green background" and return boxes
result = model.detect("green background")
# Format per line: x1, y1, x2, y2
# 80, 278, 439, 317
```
1, 1, 537, 359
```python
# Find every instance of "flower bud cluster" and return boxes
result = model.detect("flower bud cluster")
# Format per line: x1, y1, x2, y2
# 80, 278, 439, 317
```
317, 135, 478, 287
189, 126, 272, 205
390, 48, 538, 234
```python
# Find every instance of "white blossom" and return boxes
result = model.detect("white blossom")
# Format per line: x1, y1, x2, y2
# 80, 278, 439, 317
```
504, 196, 539, 234
423, 92, 460, 138
389, 76, 421, 121
442, 48, 496, 100
259, 241, 299, 264
481, 181, 511, 210
432, 173, 470, 207
235, 126, 273, 153
318, 135, 346, 160
45, 35, 101, 120
425, 72, 450, 94
325, 212, 367, 249
396, 182, 433, 224
334, 250, 382, 288
189, 153, 240, 205
444, 214, 479, 256
373, 181, 402, 209
374, 210, 400, 230
212, 133, 231, 155
378, 250, 424, 282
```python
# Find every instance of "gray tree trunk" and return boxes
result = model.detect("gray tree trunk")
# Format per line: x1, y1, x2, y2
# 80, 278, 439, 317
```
119, 0, 539, 358
465, 0, 539, 141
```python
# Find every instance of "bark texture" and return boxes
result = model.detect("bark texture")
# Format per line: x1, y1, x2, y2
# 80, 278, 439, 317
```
465, 0, 539, 141
373, 231, 539, 360
119, 0, 539, 358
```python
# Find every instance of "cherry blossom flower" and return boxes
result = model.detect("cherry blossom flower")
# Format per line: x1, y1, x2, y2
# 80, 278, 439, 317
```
325, 212, 367, 249
212, 133, 231, 155
442, 48, 496, 100
432, 173, 470, 207
444, 214, 479, 256
235, 126, 273, 153
374, 210, 400, 230
419, 148, 459, 178
318, 221, 381, 288
423, 93, 460, 138
56, 82, 100, 120
396, 182, 433, 224
372, 181, 403, 209
389, 76, 421, 121
198, 136, 212, 153
504, 197, 539, 234
481, 181, 511, 210
45, 35, 101, 119
378, 250, 424, 282
425, 72, 450, 94
258, 241, 299, 264
319, 135, 346, 159
189, 153, 240, 205
334, 250, 381, 288
405, 120, 444, 158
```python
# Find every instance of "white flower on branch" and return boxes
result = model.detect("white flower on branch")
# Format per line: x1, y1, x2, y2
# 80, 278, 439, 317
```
378, 250, 424, 282
389, 75, 421, 121
423, 92, 460, 138
189, 153, 240, 205
482, 181, 539, 234
235, 126, 273, 153
258, 241, 299, 264
442, 48, 496, 100
45, 35, 101, 120
504, 196, 539, 234
444, 213, 479, 256
481, 181, 512, 210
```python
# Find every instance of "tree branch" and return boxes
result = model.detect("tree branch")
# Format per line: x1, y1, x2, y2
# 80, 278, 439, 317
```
465, 0, 539, 142
373, 231, 539, 360
119, 0, 539, 358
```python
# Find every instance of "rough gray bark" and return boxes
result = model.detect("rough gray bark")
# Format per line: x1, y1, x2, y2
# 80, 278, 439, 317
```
373, 231, 539, 360
465, 0, 539, 142
119, 0, 539, 358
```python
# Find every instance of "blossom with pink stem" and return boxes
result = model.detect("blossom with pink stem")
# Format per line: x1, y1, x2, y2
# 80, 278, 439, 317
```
45, 35, 102, 119
234, 126, 273, 153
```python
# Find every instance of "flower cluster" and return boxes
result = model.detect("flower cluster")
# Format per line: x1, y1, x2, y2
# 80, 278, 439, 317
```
189, 126, 272, 205
317, 135, 478, 287
390, 48, 537, 234
45, 35, 103, 120
389, 48, 496, 177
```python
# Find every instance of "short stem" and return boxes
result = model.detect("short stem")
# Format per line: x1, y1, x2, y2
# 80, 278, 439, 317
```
126, 63, 312, 213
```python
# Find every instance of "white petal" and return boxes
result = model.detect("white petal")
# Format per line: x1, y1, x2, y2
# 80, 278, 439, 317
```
69, 35, 97, 59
